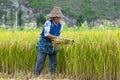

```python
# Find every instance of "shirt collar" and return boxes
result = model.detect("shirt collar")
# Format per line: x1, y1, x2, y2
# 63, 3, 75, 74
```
53, 21, 59, 26
50, 19, 59, 26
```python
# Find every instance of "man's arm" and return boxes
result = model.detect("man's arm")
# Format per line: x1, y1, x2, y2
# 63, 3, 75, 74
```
46, 34, 59, 40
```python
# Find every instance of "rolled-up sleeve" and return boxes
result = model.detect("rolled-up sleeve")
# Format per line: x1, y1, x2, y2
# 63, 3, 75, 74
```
44, 21, 51, 36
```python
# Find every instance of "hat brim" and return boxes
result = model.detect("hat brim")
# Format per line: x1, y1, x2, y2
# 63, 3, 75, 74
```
47, 13, 64, 18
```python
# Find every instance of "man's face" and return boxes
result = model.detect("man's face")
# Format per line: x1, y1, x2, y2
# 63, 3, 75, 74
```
53, 17, 61, 24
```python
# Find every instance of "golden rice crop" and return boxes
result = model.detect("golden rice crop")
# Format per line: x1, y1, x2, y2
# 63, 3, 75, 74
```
0, 29, 120, 79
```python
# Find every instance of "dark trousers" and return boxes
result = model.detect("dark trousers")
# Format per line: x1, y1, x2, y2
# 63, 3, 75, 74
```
35, 52, 57, 75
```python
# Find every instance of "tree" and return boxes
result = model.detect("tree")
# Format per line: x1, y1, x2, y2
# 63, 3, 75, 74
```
0, 9, 4, 24
36, 14, 46, 28
4, 11, 7, 25
0, 0, 6, 6
39, 14, 46, 25
76, 15, 84, 27
10, 8, 14, 27
29, 0, 55, 9
29, 0, 120, 21
36, 15, 40, 28
17, 7, 23, 28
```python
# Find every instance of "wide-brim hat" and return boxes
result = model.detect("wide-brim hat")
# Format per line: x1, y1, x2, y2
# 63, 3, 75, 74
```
47, 7, 64, 18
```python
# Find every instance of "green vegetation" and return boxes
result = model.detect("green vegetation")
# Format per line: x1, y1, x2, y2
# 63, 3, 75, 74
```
29, 0, 56, 9
36, 14, 46, 28
0, 0, 120, 27
0, 0, 6, 6
17, 8, 23, 28
29, 0, 120, 20
9, 8, 14, 27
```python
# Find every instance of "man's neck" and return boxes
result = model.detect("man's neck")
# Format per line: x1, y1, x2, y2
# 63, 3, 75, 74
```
53, 21, 59, 26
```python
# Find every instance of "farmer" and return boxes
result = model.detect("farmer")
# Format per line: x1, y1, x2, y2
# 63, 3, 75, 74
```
34, 7, 68, 76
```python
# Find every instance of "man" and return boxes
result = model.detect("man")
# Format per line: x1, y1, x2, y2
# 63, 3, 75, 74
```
34, 6, 68, 76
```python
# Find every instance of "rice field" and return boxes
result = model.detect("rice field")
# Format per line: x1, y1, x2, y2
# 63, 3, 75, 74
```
0, 28, 120, 80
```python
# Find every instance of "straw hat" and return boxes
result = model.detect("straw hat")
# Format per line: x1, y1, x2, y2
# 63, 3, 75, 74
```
47, 7, 64, 18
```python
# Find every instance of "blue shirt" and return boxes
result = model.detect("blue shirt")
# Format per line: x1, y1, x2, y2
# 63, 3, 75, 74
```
41, 19, 62, 37
37, 19, 62, 54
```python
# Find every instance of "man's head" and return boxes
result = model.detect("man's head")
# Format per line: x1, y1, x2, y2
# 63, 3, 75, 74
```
52, 17, 61, 24
47, 7, 64, 24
